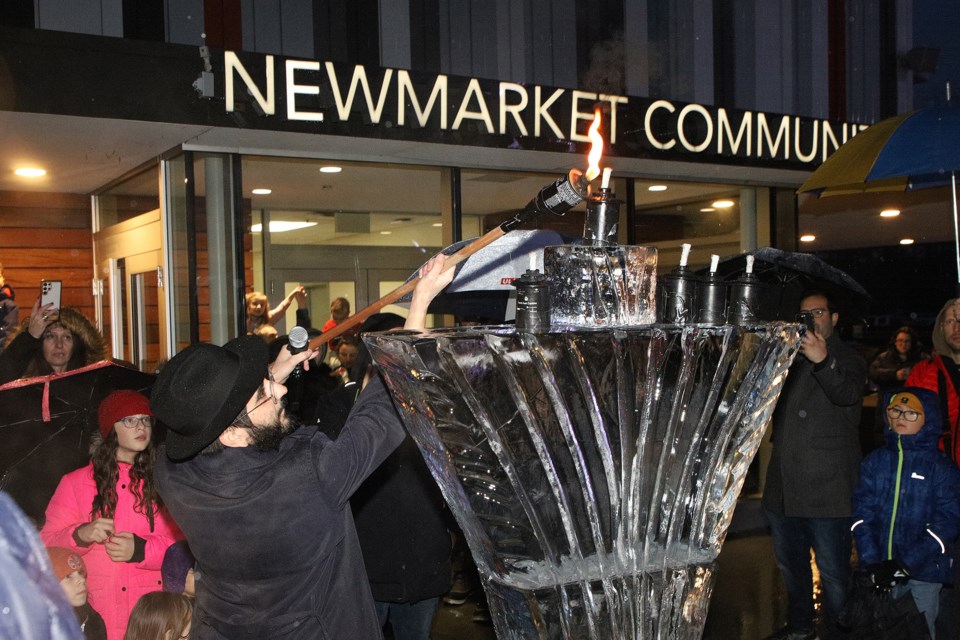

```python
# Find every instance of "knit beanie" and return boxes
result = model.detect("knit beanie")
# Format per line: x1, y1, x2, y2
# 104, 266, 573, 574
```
161, 540, 196, 593
47, 546, 86, 581
98, 389, 153, 437
888, 391, 924, 417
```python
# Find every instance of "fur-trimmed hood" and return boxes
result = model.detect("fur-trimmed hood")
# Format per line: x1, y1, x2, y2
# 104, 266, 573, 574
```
12, 307, 106, 376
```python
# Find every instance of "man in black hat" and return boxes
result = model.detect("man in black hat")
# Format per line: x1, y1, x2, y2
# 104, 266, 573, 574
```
150, 256, 452, 640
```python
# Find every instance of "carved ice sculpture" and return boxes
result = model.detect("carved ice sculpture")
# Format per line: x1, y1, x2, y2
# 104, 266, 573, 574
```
366, 323, 800, 639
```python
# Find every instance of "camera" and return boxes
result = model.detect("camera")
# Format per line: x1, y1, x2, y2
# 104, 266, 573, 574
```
796, 310, 816, 335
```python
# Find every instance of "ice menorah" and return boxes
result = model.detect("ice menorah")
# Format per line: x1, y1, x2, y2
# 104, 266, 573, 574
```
363, 170, 801, 639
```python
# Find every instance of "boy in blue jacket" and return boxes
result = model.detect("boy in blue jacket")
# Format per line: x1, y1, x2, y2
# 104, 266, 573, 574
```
852, 387, 960, 637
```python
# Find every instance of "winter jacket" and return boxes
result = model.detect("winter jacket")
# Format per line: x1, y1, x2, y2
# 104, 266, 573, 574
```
763, 334, 867, 517
74, 602, 107, 640
0, 307, 105, 384
852, 387, 960, 584
907, 299, 960, 463
155, 376, 403, 640
40, 463, 183, 640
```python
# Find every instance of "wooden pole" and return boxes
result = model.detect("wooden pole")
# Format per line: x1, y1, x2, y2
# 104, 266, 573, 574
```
307, 168, 588, 351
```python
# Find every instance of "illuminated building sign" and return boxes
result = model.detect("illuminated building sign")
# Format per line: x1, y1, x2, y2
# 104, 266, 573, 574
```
221, 51, 864, 170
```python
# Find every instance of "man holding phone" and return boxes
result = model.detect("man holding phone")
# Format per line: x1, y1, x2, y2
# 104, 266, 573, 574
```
761, 291, 867, 640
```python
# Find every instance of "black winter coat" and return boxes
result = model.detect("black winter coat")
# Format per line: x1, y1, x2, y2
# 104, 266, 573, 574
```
156, 377, 403, 640
763, 334, 867, 518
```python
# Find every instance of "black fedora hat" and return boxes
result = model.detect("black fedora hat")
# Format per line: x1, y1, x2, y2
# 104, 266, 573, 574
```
151, 335, 268, 461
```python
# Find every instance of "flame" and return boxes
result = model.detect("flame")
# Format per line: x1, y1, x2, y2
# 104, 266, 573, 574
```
584, 109, 603, 181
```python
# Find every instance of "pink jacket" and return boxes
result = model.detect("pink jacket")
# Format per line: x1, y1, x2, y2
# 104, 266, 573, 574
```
40, 462, 182, 640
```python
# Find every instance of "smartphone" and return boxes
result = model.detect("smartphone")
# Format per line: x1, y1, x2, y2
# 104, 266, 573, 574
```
796, 310, 816, 335
40, 279, 62, 312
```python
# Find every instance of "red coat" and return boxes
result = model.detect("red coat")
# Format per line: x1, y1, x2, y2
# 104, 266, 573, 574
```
40, 463, 182, 640
908, 355, 960, 464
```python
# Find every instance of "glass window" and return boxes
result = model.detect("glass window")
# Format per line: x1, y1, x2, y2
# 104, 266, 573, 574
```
242, 157, 448, 333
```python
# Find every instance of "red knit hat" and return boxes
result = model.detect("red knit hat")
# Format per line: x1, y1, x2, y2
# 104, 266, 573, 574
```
98, 389, 153, 437
47, 546, 86, 581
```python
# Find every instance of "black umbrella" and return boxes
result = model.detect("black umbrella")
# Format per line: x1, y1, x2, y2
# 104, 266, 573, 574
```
709, 247, 873, 324
839, 573, 929, 639
0, 360, 155, 525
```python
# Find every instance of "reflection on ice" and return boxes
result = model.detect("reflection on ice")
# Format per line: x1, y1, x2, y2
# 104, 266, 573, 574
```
367, 324, 799, 639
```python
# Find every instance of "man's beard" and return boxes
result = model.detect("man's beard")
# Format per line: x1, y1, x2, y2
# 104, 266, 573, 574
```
248, 402, 300, 451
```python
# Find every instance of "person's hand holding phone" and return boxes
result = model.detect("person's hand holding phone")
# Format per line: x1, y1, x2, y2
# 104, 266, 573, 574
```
27, 297, 57, 339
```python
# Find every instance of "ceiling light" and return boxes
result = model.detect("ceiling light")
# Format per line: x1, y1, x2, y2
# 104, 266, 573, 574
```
431, 223, 443, 227
250, 221, 317, 233
648, 185, 668, 192
319, 166, 342, 173
380, 230, 393, 235
699, 207, 716, 213
251, 188, 272, 195
15, 167, 46, 177
899, 238, 915, 245
712, 200, 735, 208
880, 209, 900, 217
800, 234, 816, 242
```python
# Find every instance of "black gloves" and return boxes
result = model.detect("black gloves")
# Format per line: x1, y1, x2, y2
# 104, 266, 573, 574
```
867, 559, 910, 588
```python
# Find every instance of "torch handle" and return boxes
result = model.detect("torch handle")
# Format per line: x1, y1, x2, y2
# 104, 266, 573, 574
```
307, 225, 509, 351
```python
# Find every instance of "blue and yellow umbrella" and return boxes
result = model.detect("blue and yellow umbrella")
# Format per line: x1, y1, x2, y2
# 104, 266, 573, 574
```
799, 104, 960, 285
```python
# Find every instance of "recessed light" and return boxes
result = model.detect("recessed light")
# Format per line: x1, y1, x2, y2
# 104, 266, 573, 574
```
712, 200, 735, 208
648, 185, 668, 192
252, 188, 272, 195
899, 238, 915, 245
250, 221, 317, 233
431, 223, 443, 228
800, 234, 816, 242
380, 230, 393, 235
880, 209, 900, 217
319, 166, 342, 174
15, 167, 46, 177
700, 207, 716, 213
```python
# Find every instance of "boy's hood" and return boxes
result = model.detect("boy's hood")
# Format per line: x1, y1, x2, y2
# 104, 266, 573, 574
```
882, 386, 942, 450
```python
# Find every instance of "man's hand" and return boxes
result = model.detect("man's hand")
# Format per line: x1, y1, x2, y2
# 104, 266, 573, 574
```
104, 531, 136, 562
800, 327, 828, 364
271, 343, 319, 383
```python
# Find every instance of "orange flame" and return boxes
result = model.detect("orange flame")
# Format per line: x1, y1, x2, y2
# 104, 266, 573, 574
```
585, 109, 603, 181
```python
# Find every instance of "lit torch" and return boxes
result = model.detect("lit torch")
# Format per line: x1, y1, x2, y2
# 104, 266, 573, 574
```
308, 111, 608, 348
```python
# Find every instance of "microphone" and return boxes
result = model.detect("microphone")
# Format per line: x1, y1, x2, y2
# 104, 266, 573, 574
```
287, 326, 309, 355
287, 325, 309, 380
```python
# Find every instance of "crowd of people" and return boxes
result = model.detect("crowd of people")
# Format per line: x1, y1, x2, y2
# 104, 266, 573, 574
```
1, 259, 959, 640
764, 294, 960, 640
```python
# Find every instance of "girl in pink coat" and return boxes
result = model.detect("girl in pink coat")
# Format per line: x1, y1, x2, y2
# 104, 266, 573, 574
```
41, 390, 183, 640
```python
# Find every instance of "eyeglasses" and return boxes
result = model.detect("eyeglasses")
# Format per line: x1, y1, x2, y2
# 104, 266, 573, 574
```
886, 407, 921, 422
119, 415, 155, 429
236, 371, 278, 421
800, 308, 829, 318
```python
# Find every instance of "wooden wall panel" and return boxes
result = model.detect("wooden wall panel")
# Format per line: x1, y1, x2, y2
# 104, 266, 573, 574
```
0, 191, 95, 323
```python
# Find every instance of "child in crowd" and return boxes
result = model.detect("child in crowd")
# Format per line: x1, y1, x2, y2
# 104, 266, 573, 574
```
123, 591, 193, 640
161, 540, 196, 597
41, 390, 183, 640
852, 387, 960, 638
47, 546, 107, 640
